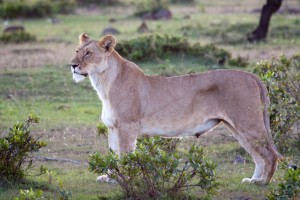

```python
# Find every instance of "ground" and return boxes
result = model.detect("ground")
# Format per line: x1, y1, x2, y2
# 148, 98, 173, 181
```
0, 0, 299, 199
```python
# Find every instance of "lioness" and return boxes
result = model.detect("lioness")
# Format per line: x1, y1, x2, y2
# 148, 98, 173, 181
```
71, 33, 281, 184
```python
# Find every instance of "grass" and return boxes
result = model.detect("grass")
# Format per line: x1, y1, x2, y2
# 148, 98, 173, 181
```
0, 0, 299, 199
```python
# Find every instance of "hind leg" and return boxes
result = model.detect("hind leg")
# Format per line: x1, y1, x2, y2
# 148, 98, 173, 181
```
246, 142, 278, 184
224, 122, 278, 184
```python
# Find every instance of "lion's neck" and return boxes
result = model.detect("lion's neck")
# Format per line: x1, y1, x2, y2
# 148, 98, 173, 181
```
88, 51, 125, 101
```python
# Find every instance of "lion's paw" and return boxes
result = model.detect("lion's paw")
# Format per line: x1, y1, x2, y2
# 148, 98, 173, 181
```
241, 178, 252, 183
97, 175, 117, 184
241, 178, 266, 185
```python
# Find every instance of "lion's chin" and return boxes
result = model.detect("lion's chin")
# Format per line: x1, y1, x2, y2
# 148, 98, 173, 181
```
73, 73, 86, 83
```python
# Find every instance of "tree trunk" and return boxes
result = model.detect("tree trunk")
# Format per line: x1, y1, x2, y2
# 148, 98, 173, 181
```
247, 0, 282, 42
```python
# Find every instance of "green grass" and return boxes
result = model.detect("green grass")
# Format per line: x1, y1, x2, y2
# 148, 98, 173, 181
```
0, 1, 300, 199
0, 66, 101, 130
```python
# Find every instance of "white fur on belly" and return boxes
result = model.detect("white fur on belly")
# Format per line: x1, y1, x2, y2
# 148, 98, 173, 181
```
141, 119, 219, 137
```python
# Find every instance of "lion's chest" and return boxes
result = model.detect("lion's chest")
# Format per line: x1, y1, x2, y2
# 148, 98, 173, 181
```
101, 99, 116, 127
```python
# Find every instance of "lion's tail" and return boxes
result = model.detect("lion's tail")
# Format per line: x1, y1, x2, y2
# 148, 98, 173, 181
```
254, 76, 283, 160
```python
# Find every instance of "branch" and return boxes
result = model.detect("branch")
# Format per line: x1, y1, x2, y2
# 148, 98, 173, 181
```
33, 156, 82, 165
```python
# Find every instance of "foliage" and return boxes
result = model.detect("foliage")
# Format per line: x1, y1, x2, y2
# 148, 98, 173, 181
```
76, 0, 121, 6
89, 136, 219, 199
14, 170, 72, 200
0, 31, 36, 44
97, 123, 109, 137
267, 162, 299, 200
0, 115, 47, 182
0, 0, 75, 19
228, 55, 249, 68
115, 34, 246, 67
254, 55, 300, 153
45, 170, 72, 200
131, 0, 169, 16
15, 188, 43, 200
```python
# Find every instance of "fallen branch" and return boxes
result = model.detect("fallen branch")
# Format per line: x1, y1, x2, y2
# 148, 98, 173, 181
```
34, 156, 82, 165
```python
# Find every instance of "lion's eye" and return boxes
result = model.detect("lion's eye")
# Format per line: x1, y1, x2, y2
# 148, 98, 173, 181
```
85, 51, 90, 56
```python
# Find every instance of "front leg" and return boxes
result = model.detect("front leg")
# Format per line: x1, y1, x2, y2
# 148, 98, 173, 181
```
97, 123, 139, 183
108, 124, 139, 155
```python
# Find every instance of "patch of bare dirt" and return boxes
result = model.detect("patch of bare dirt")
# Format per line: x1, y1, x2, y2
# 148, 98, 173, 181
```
31, 127, 107, 163
0, 43, 76, 70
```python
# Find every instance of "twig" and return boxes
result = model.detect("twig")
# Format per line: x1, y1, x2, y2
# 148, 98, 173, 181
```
33, 156, 82, 165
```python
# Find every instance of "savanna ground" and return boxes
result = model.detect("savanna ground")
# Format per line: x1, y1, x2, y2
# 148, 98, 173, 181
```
0, 0, 300, 199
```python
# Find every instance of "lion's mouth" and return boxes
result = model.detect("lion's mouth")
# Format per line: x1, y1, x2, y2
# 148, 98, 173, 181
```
74, 71, 88, 77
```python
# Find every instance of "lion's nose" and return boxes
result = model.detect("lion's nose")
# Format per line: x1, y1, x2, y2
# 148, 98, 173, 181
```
71, 64, 79, 69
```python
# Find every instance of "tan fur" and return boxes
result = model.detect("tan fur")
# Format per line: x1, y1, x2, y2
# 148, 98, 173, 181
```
70, 34, 281, 184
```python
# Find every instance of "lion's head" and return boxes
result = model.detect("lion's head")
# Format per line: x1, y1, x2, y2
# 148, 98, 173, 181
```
70, 33, 116, 83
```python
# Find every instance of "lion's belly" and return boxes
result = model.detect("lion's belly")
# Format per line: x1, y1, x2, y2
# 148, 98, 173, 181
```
140, 117, 220, 137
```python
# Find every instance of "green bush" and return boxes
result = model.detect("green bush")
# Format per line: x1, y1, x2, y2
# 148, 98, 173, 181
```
254, 55, 300, 153
0, 31, 36, 44
116, 34, 247, 67
14, 171, 72, 200
0, 0, 75, 19
89, 136, 219, 199
0, 115, 47, 182
15, 188, 44, 200
76, 0, 120, 6
267, 162, 299, 200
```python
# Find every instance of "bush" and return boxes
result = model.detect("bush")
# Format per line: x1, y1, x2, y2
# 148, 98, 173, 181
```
116, 34, 245, 67
0, 31, 36, 44
89, 136, 219, 199
76, 0, 120, 6
267, 162, 299, 200
254, 55, 300, 153
14, 171, 72, 200
0, 115, 47, 182
15, 188, 44, 200
0, 0, 75, 19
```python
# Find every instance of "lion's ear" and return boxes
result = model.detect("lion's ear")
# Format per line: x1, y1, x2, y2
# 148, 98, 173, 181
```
98, 35, 116, 53
79, 33, 89, 45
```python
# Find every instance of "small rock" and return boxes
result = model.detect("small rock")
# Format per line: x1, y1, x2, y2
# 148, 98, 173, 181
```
47, 18, 62, 24
152, 9, 172, 20
288, 163, 298, 170
4, 25, 24, 33
109, 18, 117, 23
102, 27, 120, 36
137, 21, 149, 33
142, 9, 172, 20
233, 155, 246, 165
183, 15, 191, 19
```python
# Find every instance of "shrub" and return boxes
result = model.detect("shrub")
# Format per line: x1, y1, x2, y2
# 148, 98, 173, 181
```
115, 34, 244, 67
0, 30, 36, 44
0, 115, 47, 182
15, 171, 72, 200
76, 0, 120, 6
254, 55, 300, 153
0, 0, 75, 19
89, 136, 219, 199
97, 123, 109, 137
15, 188, 44, 200
267, 162, 299, 200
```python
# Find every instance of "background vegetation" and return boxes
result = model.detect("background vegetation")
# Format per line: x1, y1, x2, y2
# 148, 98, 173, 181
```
0, 0, 299, 199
